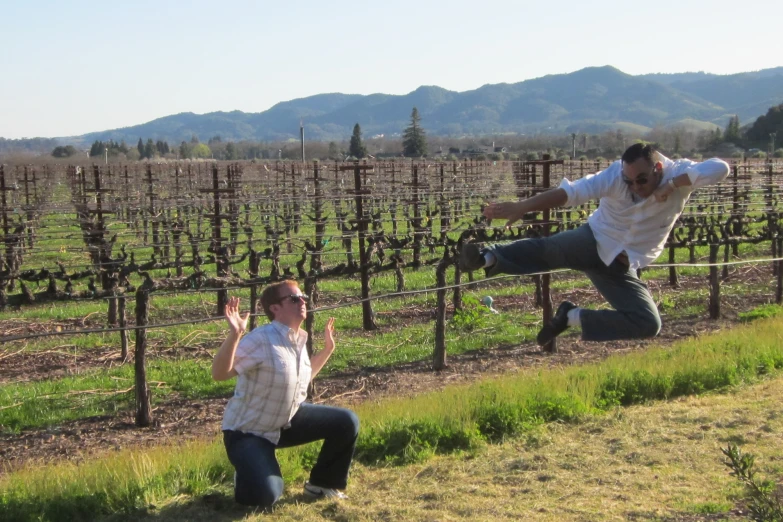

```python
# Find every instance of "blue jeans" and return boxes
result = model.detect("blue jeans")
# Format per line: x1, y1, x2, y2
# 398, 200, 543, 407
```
485, 223, 661, 341
223, 403, 360, 507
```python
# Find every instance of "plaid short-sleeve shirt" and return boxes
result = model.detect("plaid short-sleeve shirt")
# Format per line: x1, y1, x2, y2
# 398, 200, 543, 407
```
221, 320, 311, 444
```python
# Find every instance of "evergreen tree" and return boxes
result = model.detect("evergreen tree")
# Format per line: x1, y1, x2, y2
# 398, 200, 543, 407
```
348, 124, 367, 159
225, 142, 238, 160
724, 115, 741, 144
89, 140, 102, 157
179, 141, 192, 159
137, 138, 144, 158
327, 141, 339, 160
144, 138, 155, 159
707, 127, 723, 148
746, 103, 783, 148
403, 107, 427, 157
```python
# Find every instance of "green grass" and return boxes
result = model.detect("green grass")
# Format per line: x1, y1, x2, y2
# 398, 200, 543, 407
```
2, 249, 779, 432
4, 314, 783, 521
0, 295, 536, 431
0, 358, 239, 433
739, 303, 783, 323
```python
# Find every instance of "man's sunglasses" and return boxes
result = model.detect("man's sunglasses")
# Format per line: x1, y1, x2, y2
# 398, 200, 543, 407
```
622, 166, 658, 187
622, 176, 650, 187
276, 294, 309, 304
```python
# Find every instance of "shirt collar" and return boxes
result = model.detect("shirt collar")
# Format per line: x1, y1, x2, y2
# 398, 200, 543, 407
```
271, 320, 306, 345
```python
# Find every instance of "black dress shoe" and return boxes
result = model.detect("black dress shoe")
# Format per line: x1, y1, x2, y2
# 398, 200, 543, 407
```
537, 301, 577, 346
459, 243, 485, 271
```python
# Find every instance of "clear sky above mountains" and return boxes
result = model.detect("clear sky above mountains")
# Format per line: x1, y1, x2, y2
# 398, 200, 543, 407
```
2, 0, 780, 139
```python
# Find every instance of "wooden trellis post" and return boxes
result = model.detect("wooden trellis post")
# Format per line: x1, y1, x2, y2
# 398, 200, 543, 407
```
708, 244, 720, 319
134, 289, 152, 427
525, 154, 565, 353
0, 166, 17, 276
200, 164, 234, 315
433, 250, 451, 370
308, 161, 325, 274
21, 166, 37, 249
732, 165, 741, 257
777, 237, 783, 305
668, 232, 679, 287
341, 162, 377, 330
83, 166, 118, 325
227, 164, 242, 255
119, 296, 129, 362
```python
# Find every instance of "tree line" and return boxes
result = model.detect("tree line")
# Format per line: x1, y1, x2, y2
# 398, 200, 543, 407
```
40, 101, 783, 163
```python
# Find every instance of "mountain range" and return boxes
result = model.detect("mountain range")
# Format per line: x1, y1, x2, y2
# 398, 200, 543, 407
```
73, 65, 783, 145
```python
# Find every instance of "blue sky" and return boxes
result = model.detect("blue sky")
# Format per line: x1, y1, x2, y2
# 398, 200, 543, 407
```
1, 0, 780, 139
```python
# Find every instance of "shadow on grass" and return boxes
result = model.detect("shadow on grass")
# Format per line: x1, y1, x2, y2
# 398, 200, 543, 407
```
99, 489, 326, 522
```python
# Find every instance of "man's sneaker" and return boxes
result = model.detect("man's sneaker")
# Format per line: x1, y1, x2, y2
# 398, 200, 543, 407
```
303, 481, 348, 500
536, 301, 576, 346
459, 243, 485, 271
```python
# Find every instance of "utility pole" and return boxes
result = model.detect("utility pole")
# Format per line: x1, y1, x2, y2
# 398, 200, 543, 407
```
104, 146, 108, 165
771, 132, 777, 156
300, 120, 305, 162
571, 133, 577, 159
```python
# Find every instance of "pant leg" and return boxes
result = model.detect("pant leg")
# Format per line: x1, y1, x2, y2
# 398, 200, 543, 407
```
277, 403, 359, 490
223, 430, 284, 507
580, 261, 662, 342
485, 224, 604, 277
486, 223, 660, 341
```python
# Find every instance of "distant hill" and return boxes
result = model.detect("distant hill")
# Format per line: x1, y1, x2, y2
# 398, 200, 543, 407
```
70, 65, 783, 145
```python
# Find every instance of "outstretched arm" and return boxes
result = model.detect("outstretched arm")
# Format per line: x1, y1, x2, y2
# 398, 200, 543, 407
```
310, 317, 336, 379
653, 158, 729, 202
483, 188, 568, 227
212, 296, 249, 381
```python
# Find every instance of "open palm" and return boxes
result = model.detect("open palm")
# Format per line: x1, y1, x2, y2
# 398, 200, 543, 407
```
324, 317, 335, 351
225, 296, 249, 334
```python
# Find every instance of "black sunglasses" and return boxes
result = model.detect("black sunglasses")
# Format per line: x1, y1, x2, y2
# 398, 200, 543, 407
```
276, 293, 309, 304
622, 176, 649, 187
622, 166, 659, 187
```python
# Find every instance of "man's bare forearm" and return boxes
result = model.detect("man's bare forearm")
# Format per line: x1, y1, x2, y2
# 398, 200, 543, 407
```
484, 187, 569, 225
520, 187, 568, 212
310, 345, 334, 379
212, 330, 242, 381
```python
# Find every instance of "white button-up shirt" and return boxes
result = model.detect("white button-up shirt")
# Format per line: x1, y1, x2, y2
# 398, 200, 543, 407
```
558, 155, 729, 270
221, 320, 311, 444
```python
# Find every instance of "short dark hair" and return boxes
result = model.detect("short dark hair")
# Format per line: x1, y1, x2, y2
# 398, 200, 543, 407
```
621, 143, 658, 165
260, 280, 298, 321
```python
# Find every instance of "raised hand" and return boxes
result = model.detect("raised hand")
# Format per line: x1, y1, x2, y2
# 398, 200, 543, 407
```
324, 317, 336, 352
224, 296, 249, 335
652, 181, 675, 203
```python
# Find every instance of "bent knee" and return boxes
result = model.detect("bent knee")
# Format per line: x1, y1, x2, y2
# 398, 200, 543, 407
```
237, 477, 283, 508
340, 409, 360, 438
635, 312, 662, 338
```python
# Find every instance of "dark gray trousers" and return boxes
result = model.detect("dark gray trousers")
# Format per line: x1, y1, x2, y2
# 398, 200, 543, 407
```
486, 224, 661, 341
